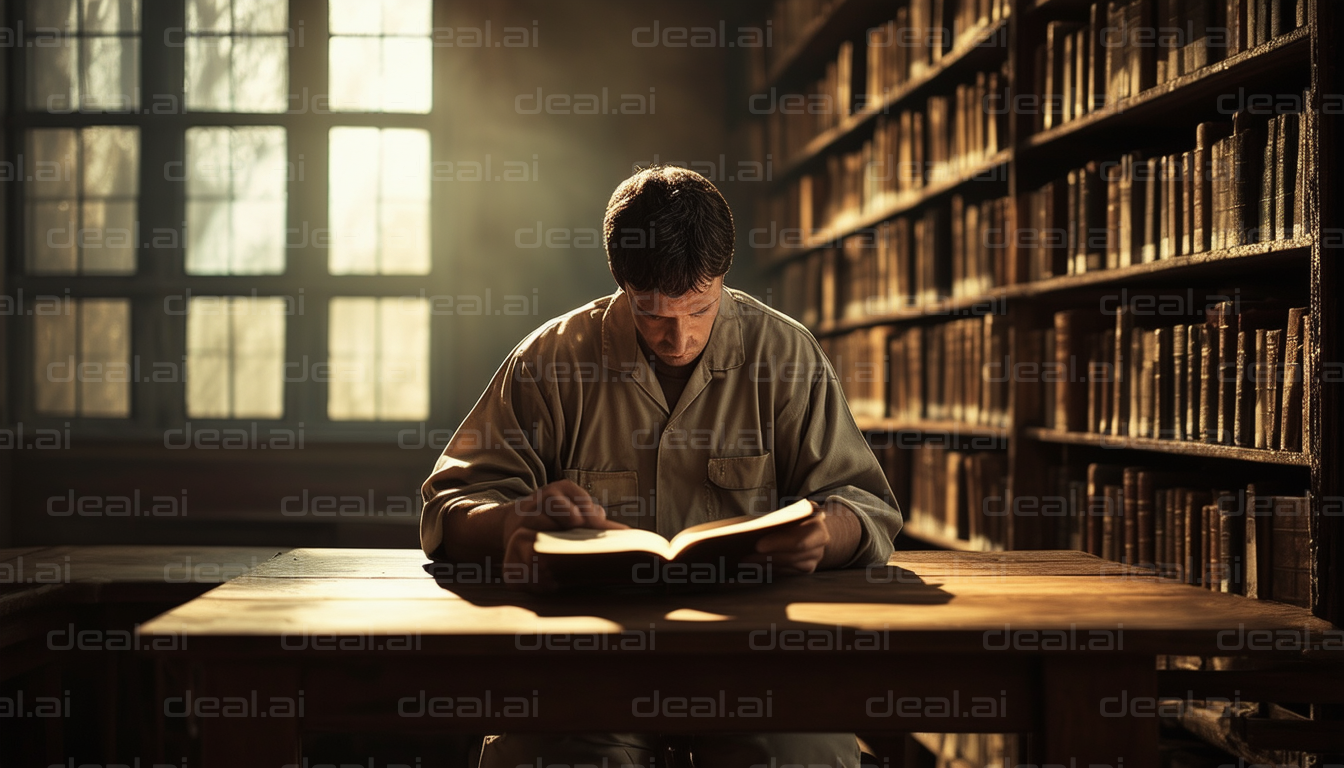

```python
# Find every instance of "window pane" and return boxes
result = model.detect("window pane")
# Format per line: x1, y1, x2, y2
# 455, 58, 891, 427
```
234, 0, 287, 33
82, 0, 140, 33
80, 200, 137, 273
328, 297, 378, 420
33, 299, 130, 418
33, 303, 78, 416
79, 299, 131, 418
328, 0, 379, 34
329, 0, 432, 114
232, 37, 288, 112
378, 297, 429, 420
26, 126, 138, 275
27, 42, 79, 112
329, 127, 430, 275
381, 37, 432, 114
27, 202, 78, 274
185, 37, 233, 111
80, 36, 139, 111
185, 201, 231, 274
329, 127, 381, 274
186, 0, 232, 32
328, 36, 382, 112
185, 0, 287, 112
29, 0, 78, 31
186, 126, 287, 274
230, 298, 285, 418
27, 129, 78, 200
381, 0, 432, 36
187, 296, 286, 418
81, 126, 139, 196
329, 297, 429, 421
186, 297, 232, 418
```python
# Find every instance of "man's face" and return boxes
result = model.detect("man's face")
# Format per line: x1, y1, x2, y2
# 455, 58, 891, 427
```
626, 276, 723, 368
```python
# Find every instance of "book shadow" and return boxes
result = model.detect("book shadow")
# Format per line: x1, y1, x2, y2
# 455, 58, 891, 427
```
424, 563, 954, 632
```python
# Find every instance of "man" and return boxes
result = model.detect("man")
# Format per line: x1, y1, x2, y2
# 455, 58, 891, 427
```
420, 166, 903, 768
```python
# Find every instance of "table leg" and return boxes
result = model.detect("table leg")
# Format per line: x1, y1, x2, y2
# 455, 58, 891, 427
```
1040, 655, 1158, 766
194, 662, 301, 768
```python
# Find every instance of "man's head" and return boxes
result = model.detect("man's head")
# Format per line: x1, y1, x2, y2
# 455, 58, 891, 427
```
604, 166, 735, 368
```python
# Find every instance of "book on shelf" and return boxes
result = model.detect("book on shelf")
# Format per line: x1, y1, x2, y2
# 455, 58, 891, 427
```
1040, 301, 1308, 452
882, 315, 1010, 428
880, 441, 1008, 550
765, 69, 1009, 242
1044, 460, 1311, 606
1017, 104, 1312, 289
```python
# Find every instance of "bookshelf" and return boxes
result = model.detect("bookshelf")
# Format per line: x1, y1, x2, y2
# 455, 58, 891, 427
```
746, 0, 1340, 634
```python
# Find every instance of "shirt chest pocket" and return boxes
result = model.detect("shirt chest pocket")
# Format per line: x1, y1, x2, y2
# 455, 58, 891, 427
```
705, 452, 776, 519
562, 469, 643, 519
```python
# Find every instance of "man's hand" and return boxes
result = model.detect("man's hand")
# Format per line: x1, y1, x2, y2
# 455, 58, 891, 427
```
500, 480, 629, 590
744, 500, 861, 576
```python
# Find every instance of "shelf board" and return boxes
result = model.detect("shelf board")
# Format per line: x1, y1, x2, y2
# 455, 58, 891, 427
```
855, 418, 1010, 440
809, 236, 1312, 336
1022, 26, 1312, 155
1023, 427, 1311, 466
760, 149, 1012, 268
775, 18, 1011, 183
900, 523, 990, 552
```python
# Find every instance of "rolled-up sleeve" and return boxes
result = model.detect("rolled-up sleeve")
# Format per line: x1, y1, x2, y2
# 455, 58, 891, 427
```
419, 352, 555, 559
776, 341, 903, 568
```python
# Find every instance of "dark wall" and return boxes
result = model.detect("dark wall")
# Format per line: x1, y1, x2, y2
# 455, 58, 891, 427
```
7, 0, 764, 547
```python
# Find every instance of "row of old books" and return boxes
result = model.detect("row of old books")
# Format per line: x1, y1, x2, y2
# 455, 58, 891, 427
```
887, 316, 1012, 427
765, 42, 855, 164
1039, 301, 1311, 452
1034, 0, 1306, 133
880, 442, 1010, 550
1043, 463, 1311, 606
768, 79, 1009, 242
865, 0, 1011, 108
774, 194, 1010, 326
819, 327, 888, 420
1019, 108, 1313, 282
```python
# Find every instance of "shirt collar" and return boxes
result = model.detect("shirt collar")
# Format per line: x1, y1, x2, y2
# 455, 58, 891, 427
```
601, 286, 744, 372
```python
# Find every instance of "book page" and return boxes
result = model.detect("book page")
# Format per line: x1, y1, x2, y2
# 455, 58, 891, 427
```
666, 499, 816, 559
533, 527, 673, 559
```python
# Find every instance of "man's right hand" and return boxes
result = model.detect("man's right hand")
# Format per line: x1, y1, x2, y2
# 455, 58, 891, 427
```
501, 480, 629, 588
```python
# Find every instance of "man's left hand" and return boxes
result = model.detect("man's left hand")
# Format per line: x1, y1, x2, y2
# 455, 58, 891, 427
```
744, 500, 861, 576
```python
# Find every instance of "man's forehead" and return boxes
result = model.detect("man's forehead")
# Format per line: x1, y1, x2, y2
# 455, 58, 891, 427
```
628, 280, 722, 315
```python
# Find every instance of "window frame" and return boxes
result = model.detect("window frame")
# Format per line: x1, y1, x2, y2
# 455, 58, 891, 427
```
5, 0, 458, 442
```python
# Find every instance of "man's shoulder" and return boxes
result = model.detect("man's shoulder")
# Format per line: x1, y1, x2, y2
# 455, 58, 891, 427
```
724, 287, 825, 357
509, 293, 613, 362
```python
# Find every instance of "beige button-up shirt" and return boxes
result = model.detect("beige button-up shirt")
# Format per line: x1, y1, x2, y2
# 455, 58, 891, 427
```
420, 286, 903, 567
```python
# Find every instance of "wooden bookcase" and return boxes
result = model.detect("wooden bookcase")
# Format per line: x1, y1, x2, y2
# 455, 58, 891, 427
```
744, 0, 1341, 630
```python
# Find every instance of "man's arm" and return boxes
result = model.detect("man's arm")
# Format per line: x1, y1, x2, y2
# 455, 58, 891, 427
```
760, 336, 904, 572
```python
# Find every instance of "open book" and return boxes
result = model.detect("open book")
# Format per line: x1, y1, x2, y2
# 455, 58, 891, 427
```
533, 499, 818, 588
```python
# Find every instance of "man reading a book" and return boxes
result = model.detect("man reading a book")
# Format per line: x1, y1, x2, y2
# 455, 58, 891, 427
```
420, 165, 903, 768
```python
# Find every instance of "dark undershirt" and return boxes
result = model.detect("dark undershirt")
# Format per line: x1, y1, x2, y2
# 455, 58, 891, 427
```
636, 334, 701, 412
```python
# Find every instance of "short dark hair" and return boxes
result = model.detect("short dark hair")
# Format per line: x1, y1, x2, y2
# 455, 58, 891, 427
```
604, 165, 735, 297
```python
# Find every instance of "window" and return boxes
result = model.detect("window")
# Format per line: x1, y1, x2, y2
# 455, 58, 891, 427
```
329, 127, 431, 275
26, 0, 141, 112
328, 0, 433, 113
328, 297, 430, 421
25, 126, 139, 275
184, 0, 289, 113
33, 298, 131, 418
186, 296, 286, 419
185, 126, 288, 275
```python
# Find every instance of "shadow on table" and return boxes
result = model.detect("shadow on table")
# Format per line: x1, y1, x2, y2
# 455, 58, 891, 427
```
423, 562, 953, 631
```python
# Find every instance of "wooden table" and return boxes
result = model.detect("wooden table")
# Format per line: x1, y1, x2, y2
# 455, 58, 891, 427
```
137, 549, 1339, 767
